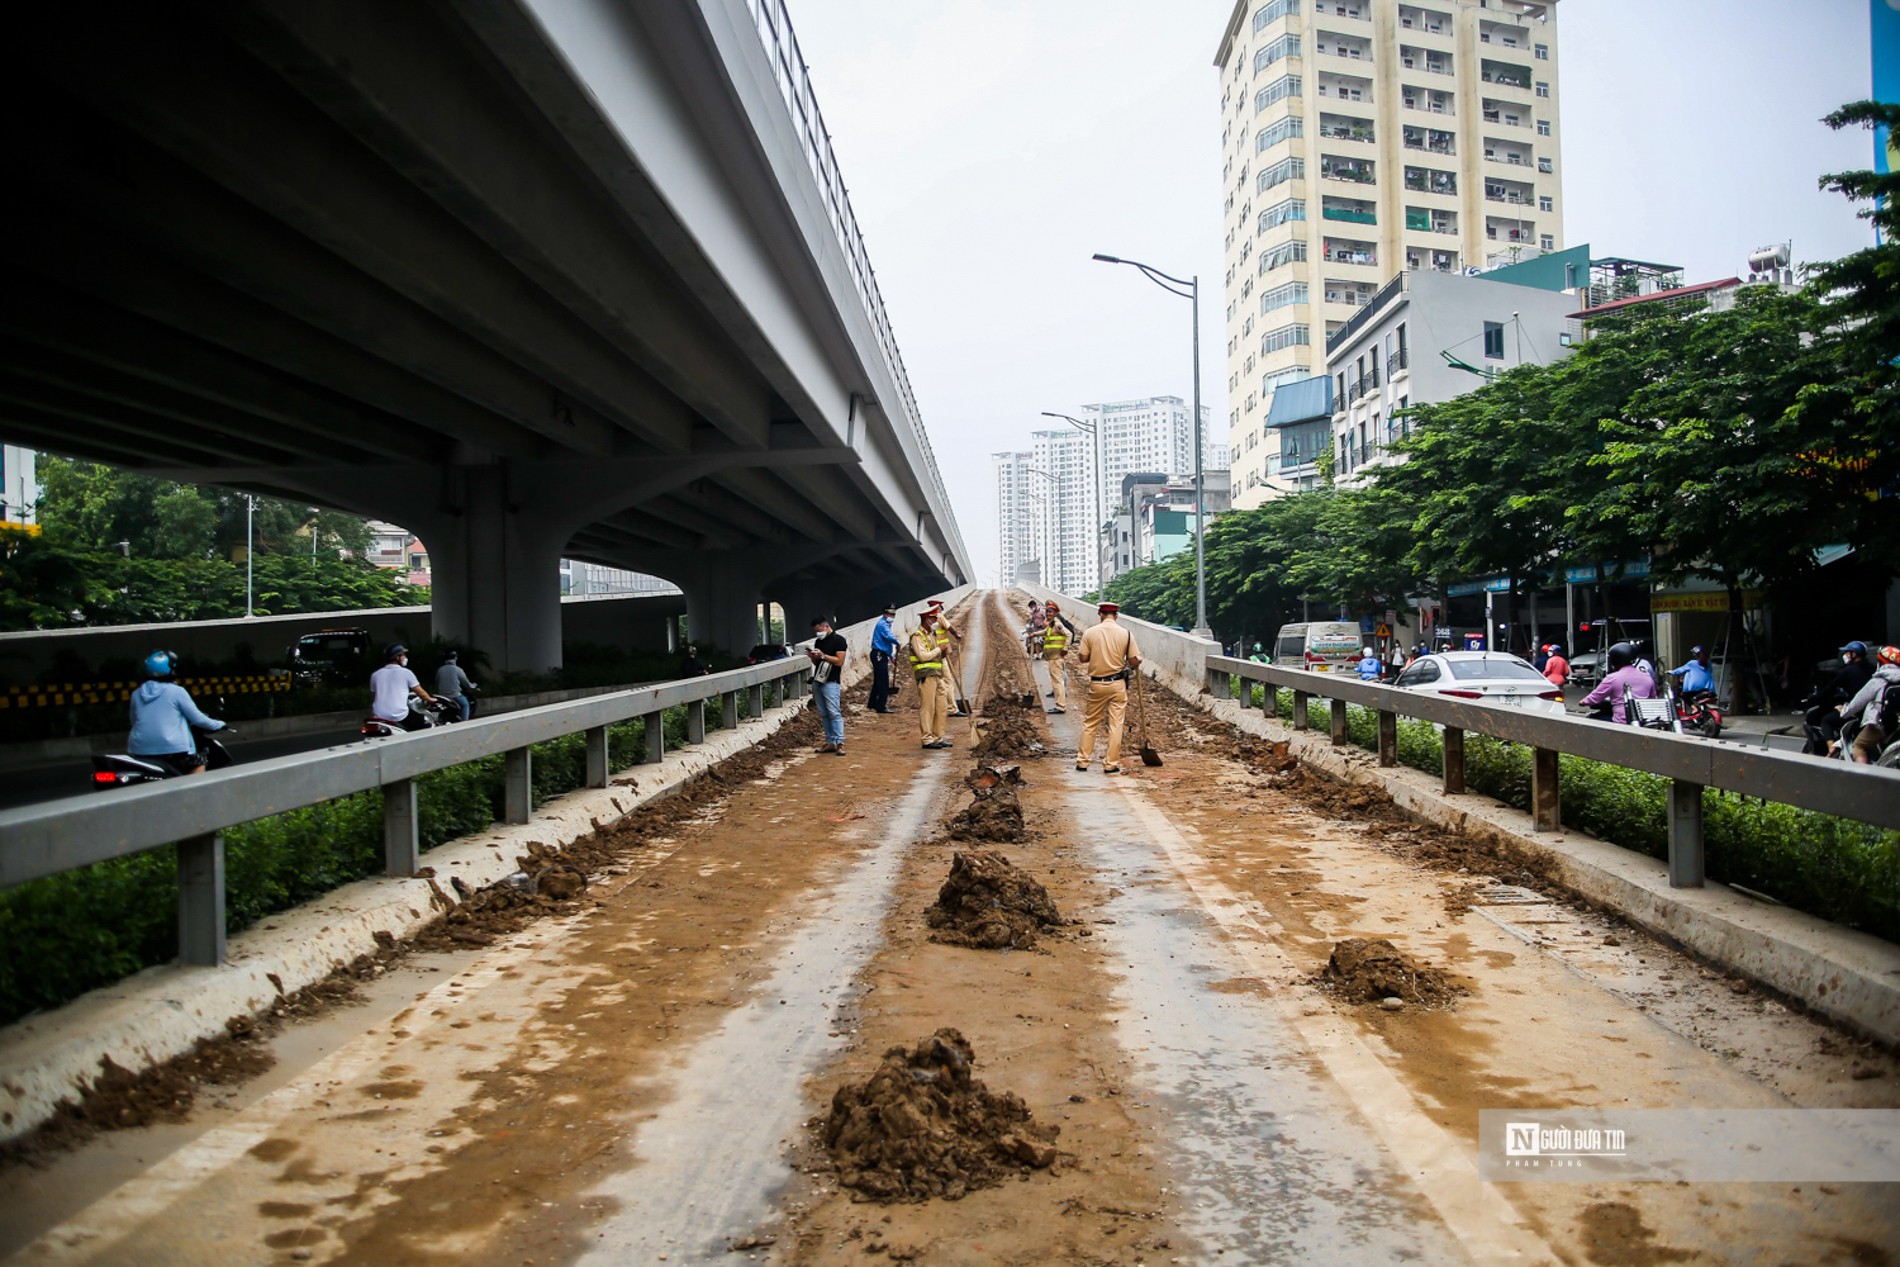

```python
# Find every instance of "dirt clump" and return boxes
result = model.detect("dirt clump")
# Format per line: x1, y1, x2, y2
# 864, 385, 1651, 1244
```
945, 771, 1027, 843
926, 850, 1063, 949
971, 691, 1045, 762
1320, 937, 1465, 1007
822, 1028, 1061, 1202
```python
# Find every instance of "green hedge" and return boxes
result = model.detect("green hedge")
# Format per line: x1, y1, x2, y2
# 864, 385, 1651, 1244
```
0, 698, 741, 1026
1233, 680, 1900, 942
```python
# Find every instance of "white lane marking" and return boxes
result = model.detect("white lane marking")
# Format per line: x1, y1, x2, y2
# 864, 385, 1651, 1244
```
1110, 782, 1559, 1266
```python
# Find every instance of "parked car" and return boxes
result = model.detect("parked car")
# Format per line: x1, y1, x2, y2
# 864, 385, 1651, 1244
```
1271, 621, 1362, 673
1392, 651, 1567, 718
285, 627, 373, 685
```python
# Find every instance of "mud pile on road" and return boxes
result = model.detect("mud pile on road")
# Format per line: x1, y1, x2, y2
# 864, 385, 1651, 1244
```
971, 691, 1045, 761
823, 1028, 1061, 1202
946, 765, 1026, 843
926, 849, 1063, 949
1321, 937, 1463, 1007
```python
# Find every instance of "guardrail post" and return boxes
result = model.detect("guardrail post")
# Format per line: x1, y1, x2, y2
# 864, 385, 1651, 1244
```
722, 690, 739, 730
1377, 710, 1397, 766
1330, 698, 1350, 746
747, 683, 764, 718
1531, 746, 1560, 831
1668, 781, 1706, 888
686, 698, 706, 744
1292, 690, 1310, 730
585, 725, 611, 789
1235, 672, 1251, 710
504, 746, 532, 824
383, 778, 419, 875
645, 710, 665, 764
177, 833, 225, 966
1443, 727, 1466, 794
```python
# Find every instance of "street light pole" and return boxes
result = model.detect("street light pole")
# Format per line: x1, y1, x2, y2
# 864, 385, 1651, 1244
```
244, 494, 255, 618
1092, 253, 1209, 636
1040, 411, 1105, 591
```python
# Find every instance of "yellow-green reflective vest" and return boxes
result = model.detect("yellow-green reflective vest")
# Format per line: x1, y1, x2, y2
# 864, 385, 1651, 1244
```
908, 634, 943, 673
1042, 623, 1069, 652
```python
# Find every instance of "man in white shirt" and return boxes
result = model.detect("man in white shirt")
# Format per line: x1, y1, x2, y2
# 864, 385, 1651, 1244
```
371, 643, 436, 730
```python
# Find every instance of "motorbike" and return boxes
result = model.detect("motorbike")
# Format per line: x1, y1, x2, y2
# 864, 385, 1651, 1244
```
361, 694, 453, 740
1675, 688, 1724, 738
92, 725, 234, 788
1586, 684, 1683, 733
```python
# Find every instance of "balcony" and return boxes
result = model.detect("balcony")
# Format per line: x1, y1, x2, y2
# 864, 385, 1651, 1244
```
1322, 237, 1378, 266
1403, 166, 1457, 196
1321, 1, 1371, 19
1320, 156, 1376, 184
1479, 19, 1529, 49
1407, 248, 1462, 272
1388, 347, 1410, 378
1481, 59, 1534, 90
1397, 5, 1452, 36
1319, 113, 1376, 143
1485, 146, 1533, 168
1402, 125, 1456, 155
1328, 283, 1380, 309
1318, 73, 1373, 103
1404, 207, 1457, 233
1482, 99, 1528, 127
1316, 31, 1373, 61
1399, 46, 1454, 76
1323, 197, 1377, 225
1401, 90, 1455, 116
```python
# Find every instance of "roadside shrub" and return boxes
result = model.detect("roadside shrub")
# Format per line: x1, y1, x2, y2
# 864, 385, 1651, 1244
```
0, 703, 705, 1025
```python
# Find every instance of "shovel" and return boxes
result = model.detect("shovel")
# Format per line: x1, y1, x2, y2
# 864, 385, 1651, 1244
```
1134, 672, 1163, 767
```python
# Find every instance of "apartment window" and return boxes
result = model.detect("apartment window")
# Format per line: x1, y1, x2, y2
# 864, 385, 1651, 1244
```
1540, 233, 1554, 250
1258, 196, 1307, 232
1536, 119, 1551, 136
1261, 322, 1312, 354
1253, 0, 1299, 32
1260, 238, 1309, 273
1534, 43, 1549, 60
1265, 364, 1312, 393
1255, 34, 1301, 74
1483, 321, 1505, 359
1261, 281, 1309, 312
1256, 73, 1303, 112
1257, 156, 1306, 192
1535, 81, 1550, 98
1257, 115, 1305, 151
1538, 195, 1553, 212
1538, 156, 1553, 173
1336, 371, 1347, 404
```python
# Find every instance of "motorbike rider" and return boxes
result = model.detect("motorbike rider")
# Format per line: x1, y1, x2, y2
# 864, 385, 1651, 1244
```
1247, 642, 1269, 664
1356, 645, 1384, 681
1836, 645, 1900, 763
370, 643, 437, 732
1670, 646, 1717, 698
1542, 643, 1570, 689
128, 650, 229, 776
433, 650, 477, 722
1801, 641, 1875, 755
1581, 642, 1656, 725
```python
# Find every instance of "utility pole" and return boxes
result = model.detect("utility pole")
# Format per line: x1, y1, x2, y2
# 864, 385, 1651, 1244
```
245, 494, 255, 618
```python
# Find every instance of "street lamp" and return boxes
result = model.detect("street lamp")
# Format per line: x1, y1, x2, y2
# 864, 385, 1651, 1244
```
244, 494, 256, 618
1039, 411, 1106, 591
1092, 252, 1209, 636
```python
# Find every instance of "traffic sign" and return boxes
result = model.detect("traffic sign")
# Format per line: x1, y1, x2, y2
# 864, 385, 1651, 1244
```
1375, 622, 1391, 638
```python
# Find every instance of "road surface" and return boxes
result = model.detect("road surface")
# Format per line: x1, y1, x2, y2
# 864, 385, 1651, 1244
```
2, 592, 1893, 1264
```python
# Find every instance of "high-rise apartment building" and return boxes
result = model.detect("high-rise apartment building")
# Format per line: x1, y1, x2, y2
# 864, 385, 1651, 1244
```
993, 450, 1042, 586
1081, 395, 1219, 522
1215, 0, 1564, 508
1030, 428, 1098, 593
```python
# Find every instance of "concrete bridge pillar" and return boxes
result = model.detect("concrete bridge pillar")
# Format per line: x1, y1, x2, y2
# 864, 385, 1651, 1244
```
422, 466, 568, 674
683, 558, 767, 660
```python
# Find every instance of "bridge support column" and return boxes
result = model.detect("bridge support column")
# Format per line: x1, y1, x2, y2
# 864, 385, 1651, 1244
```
424, 466, 568, 674
683, 559, 766, 660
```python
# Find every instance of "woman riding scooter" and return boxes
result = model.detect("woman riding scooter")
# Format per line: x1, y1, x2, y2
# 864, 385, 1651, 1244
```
127, 650, 230, 776
1801, 641, 1875, 755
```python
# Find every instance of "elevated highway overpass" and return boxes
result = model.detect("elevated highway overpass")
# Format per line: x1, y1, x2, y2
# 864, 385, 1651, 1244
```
0, 0, 968, 668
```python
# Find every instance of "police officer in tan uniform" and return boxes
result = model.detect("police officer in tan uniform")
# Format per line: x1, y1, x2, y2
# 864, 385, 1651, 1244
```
1039, 601, 1075, 714
1075, 601, 1141, 774
928, 599, 969, 717
908, 609, 952, 750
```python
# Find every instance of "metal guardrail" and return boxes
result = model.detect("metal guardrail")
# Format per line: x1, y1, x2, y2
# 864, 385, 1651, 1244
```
0, 657, 814, 965
741, 0, 968, 573
1207, 656, 1900, 889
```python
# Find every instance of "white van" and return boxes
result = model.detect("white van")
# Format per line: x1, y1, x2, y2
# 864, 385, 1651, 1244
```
1273, 621, 1363, 672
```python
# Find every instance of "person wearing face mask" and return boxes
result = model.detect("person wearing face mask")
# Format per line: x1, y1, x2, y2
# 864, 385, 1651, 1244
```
371, 643, 437, 731
1800, 640, 1875, 755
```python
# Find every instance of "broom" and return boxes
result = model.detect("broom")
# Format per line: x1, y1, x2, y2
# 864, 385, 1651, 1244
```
1134, 670, 1163, 766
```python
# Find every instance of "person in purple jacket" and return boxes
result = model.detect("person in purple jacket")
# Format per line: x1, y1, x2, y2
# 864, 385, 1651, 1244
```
1582, 642, 1656, 725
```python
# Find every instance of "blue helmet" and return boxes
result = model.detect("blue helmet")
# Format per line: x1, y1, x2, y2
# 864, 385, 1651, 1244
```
386, 643, 409, 661
144, 649, 177, 678
1841, 640, 1870, 657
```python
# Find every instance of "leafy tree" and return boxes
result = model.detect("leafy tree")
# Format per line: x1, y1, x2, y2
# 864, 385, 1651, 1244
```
1788, 100, 1900, 561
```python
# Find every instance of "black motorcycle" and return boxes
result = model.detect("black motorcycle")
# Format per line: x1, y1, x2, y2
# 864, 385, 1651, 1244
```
92, 726, 234, 788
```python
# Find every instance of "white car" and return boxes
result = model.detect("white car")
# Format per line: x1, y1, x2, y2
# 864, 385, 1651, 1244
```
1391, 652, 1566, 717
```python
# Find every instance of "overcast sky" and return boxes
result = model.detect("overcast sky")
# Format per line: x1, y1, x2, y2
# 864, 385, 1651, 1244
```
786, 1, 1877, 586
